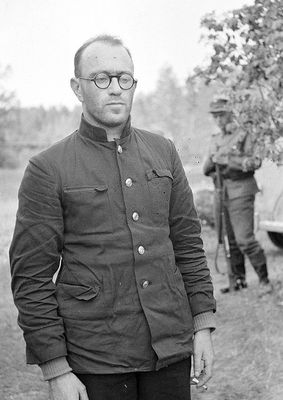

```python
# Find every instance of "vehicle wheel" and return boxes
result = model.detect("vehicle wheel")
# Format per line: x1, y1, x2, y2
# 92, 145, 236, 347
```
267, 231, 283, 249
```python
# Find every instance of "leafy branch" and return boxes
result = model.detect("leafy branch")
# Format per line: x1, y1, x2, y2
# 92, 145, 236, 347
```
195, 0, 283, 161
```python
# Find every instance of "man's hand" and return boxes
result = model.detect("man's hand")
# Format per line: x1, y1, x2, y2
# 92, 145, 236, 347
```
212, 153, 228, 165
193, 328, 214, 388
242, 156, 261, 172
49, 372, 89, 400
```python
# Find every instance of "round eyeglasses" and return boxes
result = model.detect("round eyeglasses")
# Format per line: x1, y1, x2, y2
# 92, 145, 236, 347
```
78, 73, 137, 90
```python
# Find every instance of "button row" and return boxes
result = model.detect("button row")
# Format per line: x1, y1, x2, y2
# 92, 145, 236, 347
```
116, 146, 148, 289
117, 150, 148, 289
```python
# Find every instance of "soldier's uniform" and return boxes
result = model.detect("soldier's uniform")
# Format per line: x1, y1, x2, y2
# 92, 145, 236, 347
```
203, 98, 272, 294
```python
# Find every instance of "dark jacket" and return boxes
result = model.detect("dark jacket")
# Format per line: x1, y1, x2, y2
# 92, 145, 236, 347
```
203, 130, 260, 199
10, 116, 216, 374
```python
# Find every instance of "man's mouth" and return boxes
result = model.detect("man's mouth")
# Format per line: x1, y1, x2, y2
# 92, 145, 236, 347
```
107, 102, 125, 106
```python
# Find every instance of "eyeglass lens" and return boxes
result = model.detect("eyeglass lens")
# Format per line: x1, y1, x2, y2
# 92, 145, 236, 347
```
94, 73, 134, 89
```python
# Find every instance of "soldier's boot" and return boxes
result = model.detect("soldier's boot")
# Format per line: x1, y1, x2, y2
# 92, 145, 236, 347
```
220, 257, 247, 294
250, 259, 273, 297
238, 278, 248, 289
220, 276, 248, 294
257, 266, 273, 297
220, 251, 247, 293
258, 280, 273, 297
220, 277, 248, 294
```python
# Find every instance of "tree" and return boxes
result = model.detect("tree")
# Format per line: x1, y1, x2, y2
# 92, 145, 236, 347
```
150, 66, 188, 142
0, 65, 19, 167
132, 65, 222, 164
195, 0, 283, 161
133, 66, 188, 142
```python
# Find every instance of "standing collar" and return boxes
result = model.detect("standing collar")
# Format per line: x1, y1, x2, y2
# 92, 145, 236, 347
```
78, 114, 132, 142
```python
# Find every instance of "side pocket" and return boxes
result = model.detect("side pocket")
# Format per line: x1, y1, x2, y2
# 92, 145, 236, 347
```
56, 282, 101, 319
63, 185, 113, 234
168, 255, 186, 298
58, 283, 100, 301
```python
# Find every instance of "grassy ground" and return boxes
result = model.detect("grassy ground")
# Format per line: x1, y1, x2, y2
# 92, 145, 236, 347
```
1, 168, 283, 400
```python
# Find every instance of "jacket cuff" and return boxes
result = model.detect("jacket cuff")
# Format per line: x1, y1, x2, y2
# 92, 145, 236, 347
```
39, 356, 72, 381
193, 311, 216, 333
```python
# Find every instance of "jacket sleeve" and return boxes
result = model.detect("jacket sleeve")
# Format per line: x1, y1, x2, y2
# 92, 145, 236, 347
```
203, 155, 216, 177
228, 153, 262, 172
203, 135, 217, 178
9, 155, 67, 364
168, 141, 216, 317
227, 133, 262, 172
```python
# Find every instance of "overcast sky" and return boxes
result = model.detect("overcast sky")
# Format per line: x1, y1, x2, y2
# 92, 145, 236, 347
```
1, 0, 253, 108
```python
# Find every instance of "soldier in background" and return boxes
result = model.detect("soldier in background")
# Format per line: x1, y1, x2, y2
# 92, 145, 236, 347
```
203, 97, 273, 296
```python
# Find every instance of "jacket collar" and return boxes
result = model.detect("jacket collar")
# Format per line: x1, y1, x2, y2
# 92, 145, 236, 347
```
78, 114, 132, 143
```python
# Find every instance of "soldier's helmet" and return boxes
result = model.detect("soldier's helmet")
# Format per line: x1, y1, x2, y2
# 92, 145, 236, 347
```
209, 97, 231, 113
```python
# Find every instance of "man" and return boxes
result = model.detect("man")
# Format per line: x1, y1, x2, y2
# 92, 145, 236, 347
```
10, 35, 216, 400
203, 97, 273, 295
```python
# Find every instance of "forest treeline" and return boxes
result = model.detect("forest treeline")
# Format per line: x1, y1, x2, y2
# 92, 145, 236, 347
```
0, 66, 219, 168
3, 0, 282, 168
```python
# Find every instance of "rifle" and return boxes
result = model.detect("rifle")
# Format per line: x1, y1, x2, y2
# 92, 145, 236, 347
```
214, 164, 235, 291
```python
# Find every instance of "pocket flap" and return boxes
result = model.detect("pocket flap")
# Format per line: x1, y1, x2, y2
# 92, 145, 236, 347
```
59, 283, 100, 300
146, 169, 173, 181
64, 185, 109, 194
64, 187, 95, 193
95, 185, 108, 192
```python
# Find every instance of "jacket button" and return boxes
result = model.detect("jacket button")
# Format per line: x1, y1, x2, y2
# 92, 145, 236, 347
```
141, 280, 150, 289
138, 245, 145, 255
125, 178, 133, 187
132, 212, 139, 221
117, 145, 123, 154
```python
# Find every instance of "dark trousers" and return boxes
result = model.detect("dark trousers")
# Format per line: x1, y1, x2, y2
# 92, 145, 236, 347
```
76, 358, 191, 400
214, 192, 268, 283
224, 194, 268, 282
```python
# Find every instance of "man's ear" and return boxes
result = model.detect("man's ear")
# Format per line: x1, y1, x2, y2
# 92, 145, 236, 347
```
133, 80, 137, 93
70, 77, 84, 102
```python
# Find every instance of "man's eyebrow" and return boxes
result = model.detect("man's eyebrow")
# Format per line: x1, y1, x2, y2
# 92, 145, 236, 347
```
88, 71, 99, 78
88, 70, 132, 78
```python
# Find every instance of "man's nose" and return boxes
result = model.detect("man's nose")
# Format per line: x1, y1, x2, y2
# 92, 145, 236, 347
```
109, 77, 122, 94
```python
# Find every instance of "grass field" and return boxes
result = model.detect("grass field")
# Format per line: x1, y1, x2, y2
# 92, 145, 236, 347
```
1, 168, 283, 400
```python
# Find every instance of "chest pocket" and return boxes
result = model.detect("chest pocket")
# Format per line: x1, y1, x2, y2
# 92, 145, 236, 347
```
146, 169, 173, 224
63, 185, 113, 234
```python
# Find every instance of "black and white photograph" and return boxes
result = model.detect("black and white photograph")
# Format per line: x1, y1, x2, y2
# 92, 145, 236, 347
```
1, 0, 283, 399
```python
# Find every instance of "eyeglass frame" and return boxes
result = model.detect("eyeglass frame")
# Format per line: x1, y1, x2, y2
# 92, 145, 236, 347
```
78, 72, 137, 90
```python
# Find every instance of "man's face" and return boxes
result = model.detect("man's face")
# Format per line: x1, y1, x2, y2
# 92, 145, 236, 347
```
212, 111, 232, 131
75, 42, 136, 128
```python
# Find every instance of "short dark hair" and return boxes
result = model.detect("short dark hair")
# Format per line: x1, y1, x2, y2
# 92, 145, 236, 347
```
74, 34, 133, 77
